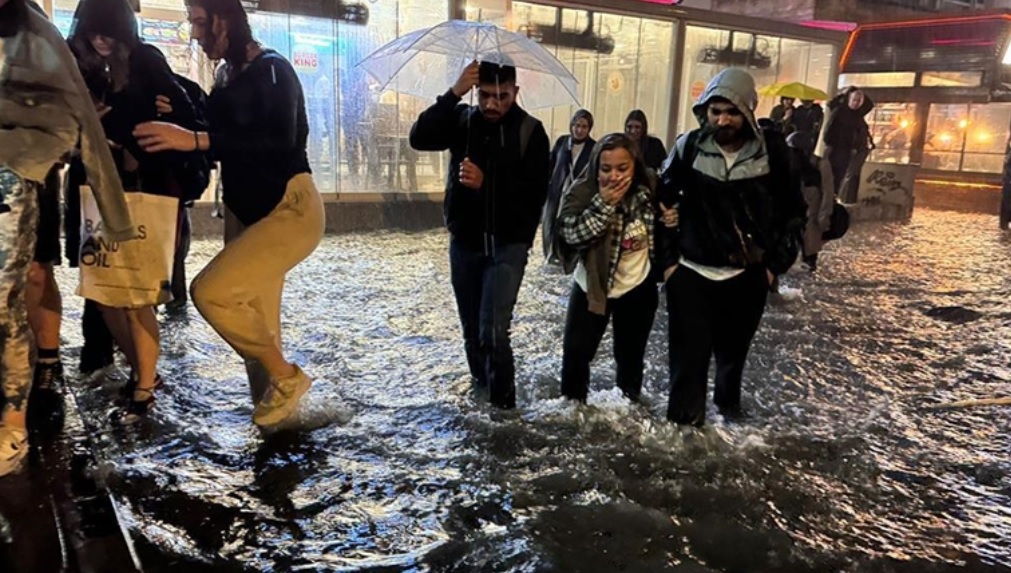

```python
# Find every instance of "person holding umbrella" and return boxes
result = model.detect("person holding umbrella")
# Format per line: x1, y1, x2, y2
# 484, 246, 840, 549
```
410, 60, 550, 409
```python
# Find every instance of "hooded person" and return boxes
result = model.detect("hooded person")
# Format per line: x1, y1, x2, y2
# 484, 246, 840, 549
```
655, 68, 806, 427
555, 133, 661, 403
543, 109, 595, 264
624, 109, 667, 172
822, 87, 874, 203
68, 0, 203, 426
0, 0, 134, 476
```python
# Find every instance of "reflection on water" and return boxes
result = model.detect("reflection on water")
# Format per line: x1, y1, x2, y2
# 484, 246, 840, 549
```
56, 209, 1011, 572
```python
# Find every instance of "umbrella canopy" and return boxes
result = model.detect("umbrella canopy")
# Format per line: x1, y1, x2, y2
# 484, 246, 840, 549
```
758, 82, 829, 101
357, 20, 581, 110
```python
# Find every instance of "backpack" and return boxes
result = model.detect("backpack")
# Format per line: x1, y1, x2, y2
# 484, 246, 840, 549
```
172, 73, 213, 204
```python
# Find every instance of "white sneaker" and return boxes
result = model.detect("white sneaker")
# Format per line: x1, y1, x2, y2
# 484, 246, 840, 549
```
253, 365, 312, 428
0, 427, 28, 477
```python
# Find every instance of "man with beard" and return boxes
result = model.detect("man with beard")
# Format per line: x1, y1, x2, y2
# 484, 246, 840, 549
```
410, 61, 550, 409
656, 68, 805, 426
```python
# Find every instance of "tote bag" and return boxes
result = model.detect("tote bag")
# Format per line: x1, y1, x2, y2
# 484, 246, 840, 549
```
77, 187, 178, 308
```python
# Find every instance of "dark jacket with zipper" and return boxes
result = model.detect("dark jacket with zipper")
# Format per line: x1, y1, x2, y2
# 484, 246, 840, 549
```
410, 89, 550, 251
656, 68, 806, 276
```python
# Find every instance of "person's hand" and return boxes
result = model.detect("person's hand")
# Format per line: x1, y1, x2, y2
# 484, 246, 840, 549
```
599, 174, 632, 206
155, 95, 173, 116
452, 61, 480, 98
459, 157, 484, 190
664, 265, 678, 282
659, 202, 678, 228
95, 102, 113, 119
766, 269, 776, 286
133, 121, 196, 153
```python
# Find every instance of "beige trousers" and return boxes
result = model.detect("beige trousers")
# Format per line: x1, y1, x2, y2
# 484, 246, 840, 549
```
192, 174, 325, 403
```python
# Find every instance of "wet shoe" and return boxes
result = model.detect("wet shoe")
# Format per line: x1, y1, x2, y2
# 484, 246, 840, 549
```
28, 363, 66, 435
253, 365, 312, 428
0, 427, 28, 477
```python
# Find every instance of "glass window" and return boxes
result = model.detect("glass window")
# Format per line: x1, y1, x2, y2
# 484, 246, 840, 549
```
508, 4, 676, 148
867, 103, 918, 165
920, 71, 983, 88
50, 0, 450, 195
923, 103, 1011, 173
838, 72, 916, 89
679, 25, 836, 136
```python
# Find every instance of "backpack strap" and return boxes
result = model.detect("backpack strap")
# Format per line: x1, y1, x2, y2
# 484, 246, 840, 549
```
519, 115, 537, 160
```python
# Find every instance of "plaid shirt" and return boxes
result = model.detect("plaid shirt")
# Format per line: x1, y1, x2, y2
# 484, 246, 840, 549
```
560, 184, 655, 291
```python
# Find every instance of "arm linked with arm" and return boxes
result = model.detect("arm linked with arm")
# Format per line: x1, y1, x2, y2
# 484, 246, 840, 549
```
654, 145, 685, 271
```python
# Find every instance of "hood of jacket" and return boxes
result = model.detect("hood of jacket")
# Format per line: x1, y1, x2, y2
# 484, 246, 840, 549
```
681, 68, 769, 182
692, 68, 761, 136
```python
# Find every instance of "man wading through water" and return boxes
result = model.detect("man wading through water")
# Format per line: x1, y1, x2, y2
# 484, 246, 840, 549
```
410, 60, 550, 409
657, 68, 805, 427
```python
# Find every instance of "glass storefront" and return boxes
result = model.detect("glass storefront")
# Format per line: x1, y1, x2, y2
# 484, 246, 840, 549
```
678, 25, 836, 135
505, 3, 676, 145
867, 103, 918, 165
50, 0, 450, 194
923, 103, 1011, 174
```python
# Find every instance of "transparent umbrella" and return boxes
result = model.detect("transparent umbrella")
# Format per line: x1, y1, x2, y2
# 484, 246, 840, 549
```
357, 20, 581, 110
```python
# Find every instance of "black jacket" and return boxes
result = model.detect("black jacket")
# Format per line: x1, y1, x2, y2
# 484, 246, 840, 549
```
641, 135, 668, 172
410, 90, 550, 250
823, 93, 874, 152
656, 128, 806, 276
76, 42, 199, 197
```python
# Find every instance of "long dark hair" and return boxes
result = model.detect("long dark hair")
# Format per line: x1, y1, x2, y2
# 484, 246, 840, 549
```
67, 0, 138, 95
186, 0, 254, 69
591, 132, 652, 195
0, 0, 28, 35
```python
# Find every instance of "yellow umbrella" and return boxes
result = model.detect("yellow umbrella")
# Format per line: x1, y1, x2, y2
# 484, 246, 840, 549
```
758, 82, 829, 101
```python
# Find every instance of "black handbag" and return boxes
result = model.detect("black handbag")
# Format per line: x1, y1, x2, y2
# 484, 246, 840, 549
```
822, 202, 850, 241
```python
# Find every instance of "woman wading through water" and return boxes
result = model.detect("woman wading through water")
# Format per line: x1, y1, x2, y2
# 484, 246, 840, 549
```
134, 0, 325, 428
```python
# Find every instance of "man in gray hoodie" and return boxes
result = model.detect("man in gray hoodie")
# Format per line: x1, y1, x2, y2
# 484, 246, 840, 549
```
656, 68, 805, 427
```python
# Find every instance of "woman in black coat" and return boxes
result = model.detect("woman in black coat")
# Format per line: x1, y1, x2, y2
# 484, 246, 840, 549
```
624, 109, 667, 172
543, 109, 595, 263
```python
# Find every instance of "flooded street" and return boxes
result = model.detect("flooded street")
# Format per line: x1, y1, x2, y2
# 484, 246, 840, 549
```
54, 208, 1011, 573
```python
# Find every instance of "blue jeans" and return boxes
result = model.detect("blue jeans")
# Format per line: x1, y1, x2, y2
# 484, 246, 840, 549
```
449, 239, 529, 409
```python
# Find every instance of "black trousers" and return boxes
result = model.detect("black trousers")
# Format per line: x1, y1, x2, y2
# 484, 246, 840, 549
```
666, 265, 768, 425
561, 279, 658, 402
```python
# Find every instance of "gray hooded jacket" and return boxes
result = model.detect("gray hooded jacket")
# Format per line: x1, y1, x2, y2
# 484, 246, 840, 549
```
656, 68, 805, 275
0, 5, 133, 240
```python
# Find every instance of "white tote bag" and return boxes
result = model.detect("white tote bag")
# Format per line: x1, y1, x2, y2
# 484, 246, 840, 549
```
77, 187, 179, 308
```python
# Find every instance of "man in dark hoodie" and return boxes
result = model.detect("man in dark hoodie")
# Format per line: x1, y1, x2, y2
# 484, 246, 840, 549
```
410, 60, 550, 409
656, 68, 805, 427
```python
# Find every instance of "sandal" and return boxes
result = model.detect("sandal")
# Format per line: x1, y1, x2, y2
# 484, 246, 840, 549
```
121, 372, 164, 400
116, 387, 156, 426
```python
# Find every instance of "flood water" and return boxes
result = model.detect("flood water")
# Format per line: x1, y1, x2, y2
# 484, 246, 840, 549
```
55, 208, 1011, 573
